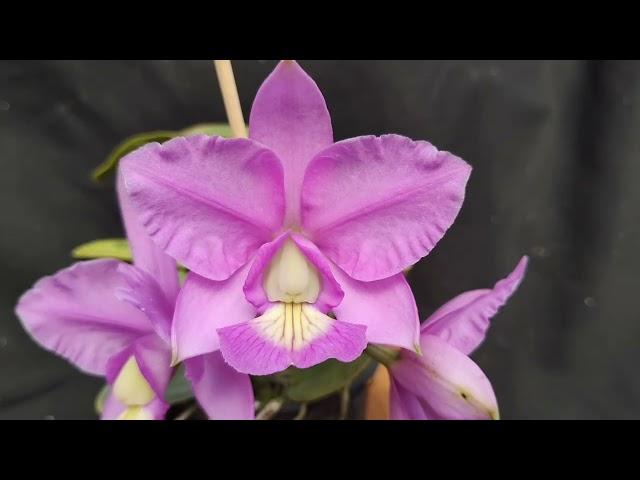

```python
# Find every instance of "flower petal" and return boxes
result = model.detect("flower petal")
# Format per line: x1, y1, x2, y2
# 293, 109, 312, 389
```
218, 303, 367, 375
422, 256, 528, 355
249, 60, 333, 225
243, 233, 344, 313
15, 260, 152, 376
302, 135, 471, 281
392, 335, 499, 420
120, 135, 285, 281
389, 378, 430, 420
185, 351, 255, 420
117, 169, 179, 304
101, 393, 168, 420
115, 263, 174, 344
171, 265, 255, 363
331, 265, 420, 352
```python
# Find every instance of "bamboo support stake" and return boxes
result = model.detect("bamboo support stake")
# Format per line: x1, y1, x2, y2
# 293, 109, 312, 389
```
214, 60, 247, 138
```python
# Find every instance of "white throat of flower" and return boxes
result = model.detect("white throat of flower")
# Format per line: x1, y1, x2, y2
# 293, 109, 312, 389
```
259, 239, 332, 350
113, 356, 155, 420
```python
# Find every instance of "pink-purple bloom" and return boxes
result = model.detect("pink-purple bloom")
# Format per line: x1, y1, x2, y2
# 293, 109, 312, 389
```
389, 256, 528, 420
120, 61, 472, 376
15, 171, 254, 420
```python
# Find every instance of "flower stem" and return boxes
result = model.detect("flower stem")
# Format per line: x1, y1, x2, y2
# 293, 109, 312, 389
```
213, 60, 247, 138
365, 344, 399, 368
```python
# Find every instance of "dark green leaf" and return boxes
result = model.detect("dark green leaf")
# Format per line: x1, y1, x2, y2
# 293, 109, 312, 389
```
279, 356, 372, 403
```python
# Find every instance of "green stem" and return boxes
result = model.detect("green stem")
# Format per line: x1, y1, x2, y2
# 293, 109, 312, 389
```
365, 344, 399, 367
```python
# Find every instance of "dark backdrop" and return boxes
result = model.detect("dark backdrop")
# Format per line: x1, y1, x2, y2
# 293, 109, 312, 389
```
1, 60, 638, 419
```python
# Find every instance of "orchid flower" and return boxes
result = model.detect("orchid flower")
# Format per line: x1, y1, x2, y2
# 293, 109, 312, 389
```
120, 60, 472, 376
387, 256, 528, 420
15, 170, 254, 419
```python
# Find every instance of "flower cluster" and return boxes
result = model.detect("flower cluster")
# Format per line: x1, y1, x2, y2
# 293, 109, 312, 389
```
15, 61, 527, 420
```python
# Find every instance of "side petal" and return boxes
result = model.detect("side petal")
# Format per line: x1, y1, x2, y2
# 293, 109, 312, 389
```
117, 168, 179, 304
171, 265, 255, 363
115, 263, 174, 344
218, 304, 367, 375
185, 352, 255, 420
392, 335, 499, 420
422, 256, 528, 355
302, 135, 471, 281
249, 60, 333, 225
331, 265, 420, 352
120, 135, 285, 281
15, 260, 152, 376
389, 378, 430, 420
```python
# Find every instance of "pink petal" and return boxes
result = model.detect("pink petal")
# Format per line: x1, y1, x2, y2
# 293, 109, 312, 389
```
120, 135, 285, 281
115, 263, 174, 344
422, 256, 528, 355
101, 393, 168, 420
185, 351, 255, 420
171, 265, 255, 363
217, 307, 367, 375
15, 260, 152, 376
331, 265, 420, 352
302, 135, 471, 281
392, 335, 499, 420
117, 168, 179, 304
249, 60, 333, 225
243, 232, 344, 313
389, 378, 430, 420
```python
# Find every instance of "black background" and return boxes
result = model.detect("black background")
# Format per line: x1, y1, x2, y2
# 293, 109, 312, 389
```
1, 60, 638, 419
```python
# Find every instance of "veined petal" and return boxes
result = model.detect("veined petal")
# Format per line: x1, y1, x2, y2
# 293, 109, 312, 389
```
185, 352, 255, 420
171, 265, 255, 363
117, 169, 179, 304
392, 335, 499, 420
422, 256, 528, 355
243, 233, 343, 313
249, 60, 333, 226
120, 135, 285, 281
302, 135, 471, 281
218, 303, 367, 375
15, 260, 152, 376
331, 265, 420, 352
389, 378, 430, 420
115, 262, 174, 344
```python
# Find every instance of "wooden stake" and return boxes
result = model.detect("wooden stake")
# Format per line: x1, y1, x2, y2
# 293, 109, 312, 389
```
214, 60, 247, 138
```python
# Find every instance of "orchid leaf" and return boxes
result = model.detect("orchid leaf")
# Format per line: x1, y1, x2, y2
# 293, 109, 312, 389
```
278, 355, 372, 403
94, 384, 110, 415
72, 238, 132, 262
91, 123, 241, 182
164, 365, 194, 404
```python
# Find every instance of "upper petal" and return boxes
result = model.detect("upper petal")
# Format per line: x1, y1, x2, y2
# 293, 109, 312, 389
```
117, 168, 179, 304
171, 264, 255, 363
120, 135, 285, 281
185, 351, 255, 420
302, 135, 471, 281
249, 60, 333, 226
15, 260, 152, 376
331, 265, 420, 352
392, 335, 499, 420
422, 256, 528, 355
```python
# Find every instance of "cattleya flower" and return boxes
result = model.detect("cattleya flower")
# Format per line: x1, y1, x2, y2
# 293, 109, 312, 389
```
120, 61, 472, 375
15, 170, 254, 419
388, 256, 528, 420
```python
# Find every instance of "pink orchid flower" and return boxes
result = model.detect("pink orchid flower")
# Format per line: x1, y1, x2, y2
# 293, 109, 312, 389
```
15, 170, 254, 419
120, 61, 472, 376
389, 256, 528, 420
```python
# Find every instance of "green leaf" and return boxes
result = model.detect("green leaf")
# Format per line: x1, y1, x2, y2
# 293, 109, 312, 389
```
90, 123, 240, 183
278, 355, 372, 403
91, 130, 177, 182
72, 238, 132, 261
95, 384, 110, 415
164, 365, 194, 404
